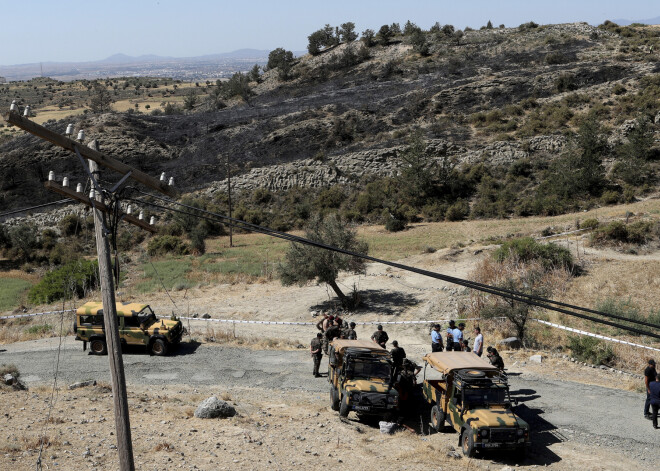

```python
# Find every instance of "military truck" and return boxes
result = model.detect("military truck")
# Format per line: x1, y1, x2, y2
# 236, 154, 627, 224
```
327, 339, 399, 419
74, 301, 184, 356
422, 352, 530, 457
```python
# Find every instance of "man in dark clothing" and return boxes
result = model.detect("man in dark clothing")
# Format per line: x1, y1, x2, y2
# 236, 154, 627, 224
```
371, 324, 389, 348
487, 346, 504, 370
650, 373, 660, 429
446, 320, 456, 351
325, 321, 342, 347
390, 340, 406, 379
644, 359, 657, 419
310, 333, 323, 377
342, 321, 358, 340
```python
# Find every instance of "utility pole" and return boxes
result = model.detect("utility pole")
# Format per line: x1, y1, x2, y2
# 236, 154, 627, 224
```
226, 155, 233, 248
88, 142, 135, 471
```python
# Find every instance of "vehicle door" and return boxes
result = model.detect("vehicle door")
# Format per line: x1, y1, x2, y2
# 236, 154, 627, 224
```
449, 383, 464, 428
120, 315, 146, 345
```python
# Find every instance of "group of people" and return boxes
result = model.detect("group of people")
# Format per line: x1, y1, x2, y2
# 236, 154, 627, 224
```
310, 313, 357, 377
429, 321, 503, 370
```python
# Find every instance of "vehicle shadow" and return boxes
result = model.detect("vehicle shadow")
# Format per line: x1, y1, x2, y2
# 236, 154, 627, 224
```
114, 340, 202, 356
311, 289, 420, 315
509, 388, 541, 402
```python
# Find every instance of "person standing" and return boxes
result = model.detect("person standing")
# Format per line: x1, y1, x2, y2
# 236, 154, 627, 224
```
310, 333, 323, 377
644, 359, 657, 419
452, 323, 465, 351
446, 320, 456, 351
344, 321, 357, 340
371, 324, 389, 348
649, 373, 660, 429
473, 327, 484, 357
431, 324, 444, 352
390, 340, 406, 378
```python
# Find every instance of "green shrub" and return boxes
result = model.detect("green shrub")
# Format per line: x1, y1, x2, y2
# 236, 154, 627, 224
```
28, 259, 99, 304
626, 221, 656, 244
147, 236, 190, 256
596, 298, 645, 336
421, 202, 448, 222
600, 190, 620, 205
494, 237, 574, 271
25, 324, 52, 335
581, 218, 599, 230
567, 335, 615, 365
58, 214, 83, 236
595, 221, 628, 242
445, 200, 469, 221
385, 216, 406, 232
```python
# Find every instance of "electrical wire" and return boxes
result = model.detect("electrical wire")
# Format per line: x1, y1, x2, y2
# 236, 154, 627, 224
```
0, 199, 70, 218
123, 189, 660, 340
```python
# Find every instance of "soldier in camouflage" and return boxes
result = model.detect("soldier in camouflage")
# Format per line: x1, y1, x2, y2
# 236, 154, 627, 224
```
310, 332, 323, 377
371, 324, 389, 348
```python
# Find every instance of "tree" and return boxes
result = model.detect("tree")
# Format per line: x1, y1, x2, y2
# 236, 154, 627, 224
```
278, 215, 368, 308
308, 30, 325, 55
390, 23, 401, 35
339, 22, 358, 42
614, 116, 654, 185
486, 20, 493, 29
398, 129, 435, 205
404, 20, 422, 36
409, 29, 430, 56
376, 25, 393, 45
89, 82, 113, 113
249, 64, 261, 82
267, 47, 295, 80
453, 29, 464, 45
361, 29, 376, 47
183, 89, 198, 110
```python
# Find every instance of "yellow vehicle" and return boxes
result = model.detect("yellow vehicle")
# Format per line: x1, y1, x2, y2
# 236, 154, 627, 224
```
422, 352, 530, 457
74, 301, 184, 356
327, 339, 398, 419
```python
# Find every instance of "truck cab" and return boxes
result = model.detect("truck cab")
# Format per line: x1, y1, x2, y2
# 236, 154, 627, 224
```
422, 352, 530, 457
327, 339, 399, 419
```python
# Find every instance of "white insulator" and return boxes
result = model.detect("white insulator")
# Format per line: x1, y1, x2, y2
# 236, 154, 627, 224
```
126, 205, 132, 215
89, 188, 95, 199
76, 183, 83, 193
62, 177, 69, 187
138, 211, 144, 220
48, 170, 55, 181
23, 105, 30, 117
149, 216, 156, 225
10, 100, 18, 112
77, 129, 85, 141
65, 124, 74, 136
168, 177, 174, 186
160, 172, 166, 181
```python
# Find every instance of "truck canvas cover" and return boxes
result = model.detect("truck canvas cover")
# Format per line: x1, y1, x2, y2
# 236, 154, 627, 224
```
422, 351, 498, 374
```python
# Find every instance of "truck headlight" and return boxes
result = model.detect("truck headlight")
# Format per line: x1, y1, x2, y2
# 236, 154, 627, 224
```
351, 392, 361, 402
387, 395, 398, 404
517, 428, 524, 437
480, 428, 489, 438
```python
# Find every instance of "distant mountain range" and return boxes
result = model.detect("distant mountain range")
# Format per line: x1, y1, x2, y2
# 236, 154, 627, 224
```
0, 49, 281, 81
612, 16, 660, 26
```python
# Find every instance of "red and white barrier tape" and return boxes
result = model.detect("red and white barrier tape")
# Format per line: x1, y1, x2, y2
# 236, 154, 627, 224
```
167, 316, 499, 326
533, 319, 660, 352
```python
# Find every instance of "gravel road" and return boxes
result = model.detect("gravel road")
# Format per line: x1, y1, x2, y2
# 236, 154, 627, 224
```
2, 337, 657, 466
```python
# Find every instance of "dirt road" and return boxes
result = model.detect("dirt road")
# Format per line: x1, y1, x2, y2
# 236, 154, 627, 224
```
2, 337, 656, 469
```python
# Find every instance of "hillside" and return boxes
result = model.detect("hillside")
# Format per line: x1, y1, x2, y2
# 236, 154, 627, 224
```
1, 21, 659, 224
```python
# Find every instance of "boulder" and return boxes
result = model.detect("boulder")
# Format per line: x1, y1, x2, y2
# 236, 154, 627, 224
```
498, 337, 521, 349
3, 374, 14, 385
68, 380, 97, 390
194, 396, 236, 419
529, 354, 543, 364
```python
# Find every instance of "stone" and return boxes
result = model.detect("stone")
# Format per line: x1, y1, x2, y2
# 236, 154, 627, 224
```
194, 396, 236, 419
529, 355, 543, 364
201, 314, 211, 319
498, 337, 521, 349
3, 374, 14, 385
69, 380, 97, 390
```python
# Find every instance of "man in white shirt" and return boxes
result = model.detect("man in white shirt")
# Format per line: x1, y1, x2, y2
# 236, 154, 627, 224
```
473, 327, 484, 357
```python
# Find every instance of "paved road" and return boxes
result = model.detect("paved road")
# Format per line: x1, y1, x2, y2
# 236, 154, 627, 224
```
2, 338, 657, 464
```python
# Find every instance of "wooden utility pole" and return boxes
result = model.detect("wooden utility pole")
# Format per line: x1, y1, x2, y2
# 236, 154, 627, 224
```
88, 147, 135, 471
226, 155, 233, 248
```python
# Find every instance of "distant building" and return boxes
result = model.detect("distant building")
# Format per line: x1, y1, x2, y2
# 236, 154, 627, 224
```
0, 76, 6, 84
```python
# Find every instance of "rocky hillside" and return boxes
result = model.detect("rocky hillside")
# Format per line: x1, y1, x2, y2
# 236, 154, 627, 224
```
1, 21, 659, 217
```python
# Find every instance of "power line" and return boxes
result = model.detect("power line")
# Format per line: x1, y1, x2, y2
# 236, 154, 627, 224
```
124, 190, 660, 339
0, 199, 70, 218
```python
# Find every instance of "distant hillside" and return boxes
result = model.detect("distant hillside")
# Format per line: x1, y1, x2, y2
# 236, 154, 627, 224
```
1, 21, 659, 232
612, 16, 660, 26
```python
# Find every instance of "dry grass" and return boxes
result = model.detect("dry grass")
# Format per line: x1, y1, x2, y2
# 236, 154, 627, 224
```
153, 442, 175, 452
0, 434, 58, 453
193, 325, 301, 350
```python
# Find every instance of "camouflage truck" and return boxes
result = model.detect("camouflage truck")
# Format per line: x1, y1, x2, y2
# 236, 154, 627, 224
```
422, 352, 530, 457
327, 339, 398, 419
74, 301, 184, 356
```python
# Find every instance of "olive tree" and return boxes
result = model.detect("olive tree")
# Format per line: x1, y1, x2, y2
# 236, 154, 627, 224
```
278, 215, 368, 308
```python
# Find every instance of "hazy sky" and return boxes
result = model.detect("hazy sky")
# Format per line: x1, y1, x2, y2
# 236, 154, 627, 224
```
1, 0, 658, 65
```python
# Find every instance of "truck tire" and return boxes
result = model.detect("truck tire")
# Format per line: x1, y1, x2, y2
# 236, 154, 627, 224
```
430, 405, 445, 432
339, 394, 350, 417
150, 338, 168, 356
90, 339, 107, 355
330, 386, 340, 411
461, 427, 476, 457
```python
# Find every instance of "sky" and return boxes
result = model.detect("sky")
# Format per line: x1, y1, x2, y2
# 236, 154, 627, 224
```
0, 0, 658, 66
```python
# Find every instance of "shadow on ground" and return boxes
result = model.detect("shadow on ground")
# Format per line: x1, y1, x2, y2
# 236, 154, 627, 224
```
311, 289, 419, 315
93, 340, 202, 357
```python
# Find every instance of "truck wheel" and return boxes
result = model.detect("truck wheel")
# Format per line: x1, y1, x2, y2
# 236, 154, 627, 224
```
339, 394, 350, 417
90, 339, 107, 355
430, 405, 445, 432
151, 338, 168, 356
330, 386, 340, 411
461, 427, 476, 457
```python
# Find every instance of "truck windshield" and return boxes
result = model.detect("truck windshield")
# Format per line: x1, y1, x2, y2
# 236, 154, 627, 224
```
464, 387, 507, 405
137, 307, 156, 327
350, 361, 390, 379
